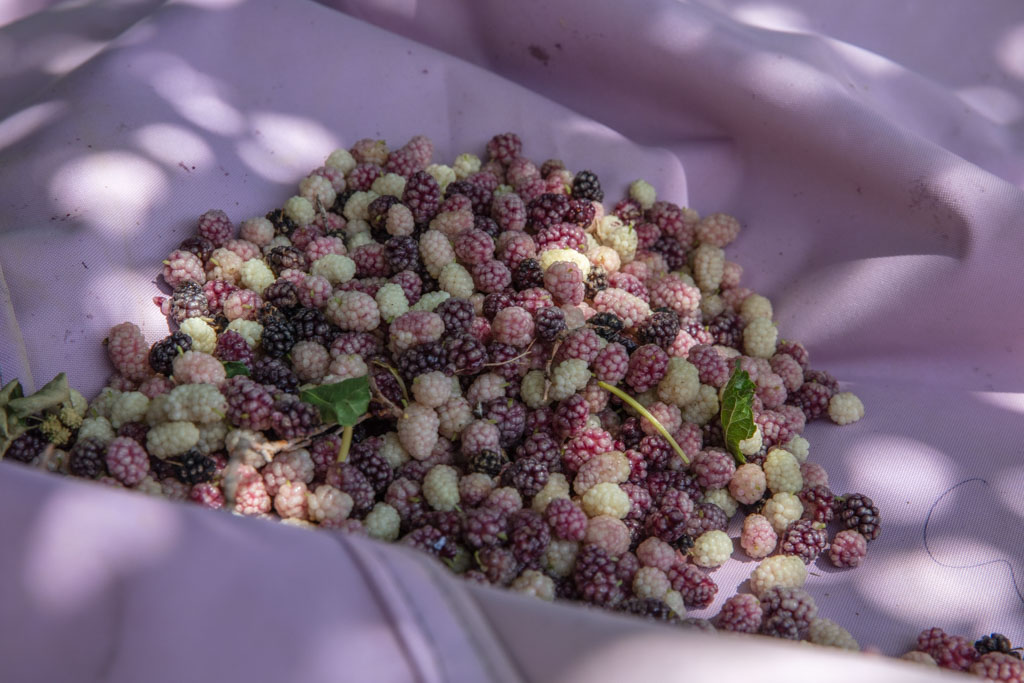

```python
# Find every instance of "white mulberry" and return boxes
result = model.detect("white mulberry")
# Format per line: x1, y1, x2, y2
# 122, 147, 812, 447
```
762, 492, 804, 533
691, 530, 733, 568
749, 555, 807, 597
397, 403, 440, 460
828, 392, 864, 425
146, 421, 199, 458
423, 464, 460, 511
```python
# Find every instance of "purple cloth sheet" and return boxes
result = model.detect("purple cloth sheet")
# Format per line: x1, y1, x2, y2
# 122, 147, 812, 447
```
1, 0, 1023, 679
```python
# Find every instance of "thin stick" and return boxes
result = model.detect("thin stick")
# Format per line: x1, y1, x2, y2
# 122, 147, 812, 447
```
597, 381, 690, 466
337, 424, 353, 462
372, 360, 409, 404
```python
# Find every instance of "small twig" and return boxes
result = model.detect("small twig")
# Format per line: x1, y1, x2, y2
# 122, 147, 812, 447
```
541, 340, 563, 403
277, 423, 342, 456
480, 339, 535, 368
372, 360, 409, 404
597, 381, 690, 466
367, 369, 405, 419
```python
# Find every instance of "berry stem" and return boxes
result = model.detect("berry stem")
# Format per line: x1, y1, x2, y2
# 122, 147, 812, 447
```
337, 424, 353, 463
597, 381, 689, 465
542, 340, 564, 403
482, 339, 535, 368
372, 360, 409, 404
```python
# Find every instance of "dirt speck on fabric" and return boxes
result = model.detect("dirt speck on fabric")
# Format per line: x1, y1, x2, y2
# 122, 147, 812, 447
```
528, 45, 550, 66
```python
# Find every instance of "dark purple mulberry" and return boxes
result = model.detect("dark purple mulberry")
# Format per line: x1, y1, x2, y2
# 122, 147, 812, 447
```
508, 509, 550, 568
445, 180, 492, 216
637, 309, 681, 349
262, 279, 301, 310
261, 320, 297, 358
464, 506, 508, 549
402, 171, 441, 224
780, 519, 829, 564
251, 357, 299, 393
515, 432, 562, 473
571, 170, 604, 202
483, 398, 527, 449
467, 449, 507, 478
178, 235, 214, 263
534, 306, 566, 342
446, 335, 487, 376
68, 437, 107, 479
836, 493, 881, 541
574, 544, 625, 607
526, 193, 570, 230
290, 307, 339, 346
436, 297, 475, 336
512, 258, 544, 291
502, 457, 549, 498
149, 332, 193, 376
397, 341, 453, 381
271, 394, 322, 440
4, 431, 46, 464
385, 235, 421, 273
175, 448, 215, 485
266, 245, 308, 275
707, 311, 743, 349
368, 194, 402, 231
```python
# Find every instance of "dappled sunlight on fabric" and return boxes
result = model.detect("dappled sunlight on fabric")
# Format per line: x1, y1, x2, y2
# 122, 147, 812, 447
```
973, 391, 1024, 417
141, 52, 245, 135
996, 24, 1024, 81
645, 5, 714, 51
0, 100, 66, 151
246, 111, 340, 173
236, 138, 303, 183
38, 34, 107, 76
783, 254, 959, 352
322, 0, 418, 19
553, 117, 692, 207
990, 464, 1024, 520
170, 0, 246, 8
855, 549, 1011, 631
541, 626, 942, 682
956, 85, 1024, 125
89, 266, 170, 335
23, 486, 179, 614
730, 2, 809, 33
50, 150, 168, 232
827, 40, 905, 78
842, 435, 957, 524
133, 122, 215, 168
301, 622, 405, 681
737, 50, 834, 105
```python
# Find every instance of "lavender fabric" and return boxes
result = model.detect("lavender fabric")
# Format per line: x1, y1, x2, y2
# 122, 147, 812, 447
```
1, 0, 1023, 679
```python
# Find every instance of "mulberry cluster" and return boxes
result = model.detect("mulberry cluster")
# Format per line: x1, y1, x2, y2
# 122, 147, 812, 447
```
17, 131, 897, 658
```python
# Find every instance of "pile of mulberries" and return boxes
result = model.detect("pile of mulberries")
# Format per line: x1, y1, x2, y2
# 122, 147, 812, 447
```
14, 130, 987, 670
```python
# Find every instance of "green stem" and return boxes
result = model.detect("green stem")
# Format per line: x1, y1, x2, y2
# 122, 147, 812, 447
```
337, 424, 353, 463
597, 381, 690, 466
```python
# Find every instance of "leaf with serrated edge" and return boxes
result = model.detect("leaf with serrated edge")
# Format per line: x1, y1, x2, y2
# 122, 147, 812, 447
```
0, 378, 24, 408
8, 373, 70, 418
300, 376, 370, 426
721, 368, 756, 464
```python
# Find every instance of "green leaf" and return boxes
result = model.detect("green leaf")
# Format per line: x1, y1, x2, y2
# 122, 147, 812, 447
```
0, 375, 67, 459
223, 361, 250, 378
721, 368, 756, 464
0, 378, 24, 408
7, 373, 70, 418
300, 376, 371, 427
